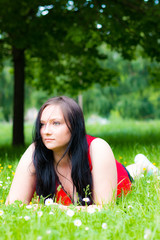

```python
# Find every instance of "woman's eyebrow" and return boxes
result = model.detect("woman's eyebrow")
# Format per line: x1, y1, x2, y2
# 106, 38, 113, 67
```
40, 117, 62, 122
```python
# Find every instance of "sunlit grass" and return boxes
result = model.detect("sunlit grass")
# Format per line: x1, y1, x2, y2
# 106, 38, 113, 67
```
0, 120, 160, 239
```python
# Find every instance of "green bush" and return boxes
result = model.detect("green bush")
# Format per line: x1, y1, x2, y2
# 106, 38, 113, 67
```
115, 97, 154, 119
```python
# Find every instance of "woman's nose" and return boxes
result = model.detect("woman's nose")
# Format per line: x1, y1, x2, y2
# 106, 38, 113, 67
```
43, 123, 51, 134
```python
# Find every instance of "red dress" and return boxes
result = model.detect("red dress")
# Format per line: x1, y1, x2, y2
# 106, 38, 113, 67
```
55, 135, 132, 205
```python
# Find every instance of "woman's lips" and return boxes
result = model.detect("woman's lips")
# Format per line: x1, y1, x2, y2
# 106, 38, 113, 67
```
44, 138, 55, 141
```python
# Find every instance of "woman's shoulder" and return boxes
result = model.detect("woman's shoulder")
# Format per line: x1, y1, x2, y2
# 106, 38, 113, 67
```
88, 136, 111, 149
19, 143, 35, 167
89, 137, 115, 166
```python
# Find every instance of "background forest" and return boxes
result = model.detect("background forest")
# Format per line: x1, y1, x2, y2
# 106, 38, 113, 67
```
1, 46, 160, 122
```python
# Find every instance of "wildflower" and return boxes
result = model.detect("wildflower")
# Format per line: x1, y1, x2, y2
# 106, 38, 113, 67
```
7, 177, 10, 180
8, 165, 12, 169
87, 206, 95, 214
0, 164, 1, 166
26, 205, 32, 209
147, 181, 150, 184
0, 170, 1, 173
66, 209, 74, 217
143, 168, 146, 171
127, 205, 133, 209
0, 200, 4, 204
144, 228, 152, 239
37, 236, 42, 240
45, 198, 54, 206
102, 223, 108, 229
29, 202, 32, 205
153, 163, 156, 166
24, 216, 31, 221
85, 227, 89, 231
74, 219, 82, 227
12, 172, 15, 176
119, 156, 123, 160
124, 161, 127, 165
46, 229, 51, 234
0, 210, 4, 216
37, 211, 43, 217
82, 197, 90, 203
0, 184, 2, 187
18, 216, 23, 219
49, 211, 54, 215
1, 167, 3, 169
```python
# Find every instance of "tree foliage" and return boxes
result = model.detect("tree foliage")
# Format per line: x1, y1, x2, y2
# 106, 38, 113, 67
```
83, 48, 160, 120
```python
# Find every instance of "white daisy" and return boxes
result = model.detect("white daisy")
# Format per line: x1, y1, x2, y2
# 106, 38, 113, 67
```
102, 223, 108, 229
24, 216, 31, 221
49, 211, 54, 215
37, 211, 43, 217
144, 228, 152, 239
0, 210, 4, 216
85, 227, 89, 231
82, 197, 90, 202
87, 207, 95, 214
74, 219, 82, 227
26, 205, 32, 209
45, 198, 54, 206
66, 209, 74, 217
46, 229, 51, 234
127, 205, 133, 209
37, 236, 42, 240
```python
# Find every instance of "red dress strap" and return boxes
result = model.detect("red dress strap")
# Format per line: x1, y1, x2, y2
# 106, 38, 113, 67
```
86, 135, 96, 171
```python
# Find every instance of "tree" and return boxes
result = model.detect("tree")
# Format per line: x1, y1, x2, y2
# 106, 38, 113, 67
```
0, 59, 13, 121
0, 0, 160, 145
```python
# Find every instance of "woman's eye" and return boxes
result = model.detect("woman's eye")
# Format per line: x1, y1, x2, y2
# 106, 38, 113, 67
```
53, 122, 60, 126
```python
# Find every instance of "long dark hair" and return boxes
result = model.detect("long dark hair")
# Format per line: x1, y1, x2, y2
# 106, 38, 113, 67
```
33, 96, 92, 204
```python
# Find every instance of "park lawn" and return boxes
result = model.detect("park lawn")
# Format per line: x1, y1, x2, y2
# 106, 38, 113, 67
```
0, 120, 160, 240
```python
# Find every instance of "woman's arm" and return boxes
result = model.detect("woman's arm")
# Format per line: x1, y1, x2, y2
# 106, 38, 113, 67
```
90, 138, 117, 205
5, 143, 36, 205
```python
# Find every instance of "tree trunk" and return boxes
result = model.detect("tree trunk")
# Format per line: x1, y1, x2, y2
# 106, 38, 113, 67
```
12, 47, 25, 145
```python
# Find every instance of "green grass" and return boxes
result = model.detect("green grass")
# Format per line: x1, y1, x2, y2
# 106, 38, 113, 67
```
0, 120, 160, 240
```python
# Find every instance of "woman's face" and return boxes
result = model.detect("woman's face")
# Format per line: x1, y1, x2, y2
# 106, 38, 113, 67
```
40, 104, 71, 154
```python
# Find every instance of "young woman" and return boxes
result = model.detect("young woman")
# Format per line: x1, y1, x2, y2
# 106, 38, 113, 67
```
5, 96, 158, 206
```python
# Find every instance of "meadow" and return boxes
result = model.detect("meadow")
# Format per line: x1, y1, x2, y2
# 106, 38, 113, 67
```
0, 120, 160, 240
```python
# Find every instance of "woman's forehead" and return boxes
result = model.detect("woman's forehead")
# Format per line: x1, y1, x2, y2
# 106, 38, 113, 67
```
41, 104, 64, 120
